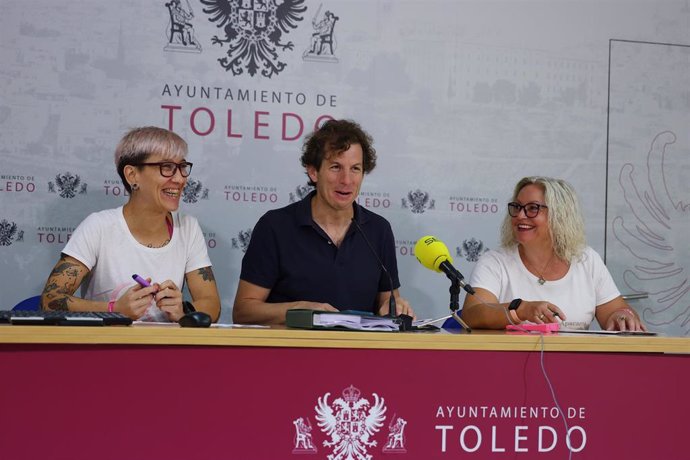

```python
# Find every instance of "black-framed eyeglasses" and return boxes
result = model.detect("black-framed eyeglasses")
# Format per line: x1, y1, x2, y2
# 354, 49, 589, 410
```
507, 202, 548, 218
136, 161, 193, 178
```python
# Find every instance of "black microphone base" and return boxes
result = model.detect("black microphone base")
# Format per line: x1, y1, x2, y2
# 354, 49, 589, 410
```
395, 314, 414, 331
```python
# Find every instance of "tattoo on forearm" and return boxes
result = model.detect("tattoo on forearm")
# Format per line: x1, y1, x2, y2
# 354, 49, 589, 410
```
43, 282, 72, 295
197, 266, 215, 282
48, 297, 71, 311
44, 282, 59, 294
51, 261, 81, 278
42, 256, 86, 310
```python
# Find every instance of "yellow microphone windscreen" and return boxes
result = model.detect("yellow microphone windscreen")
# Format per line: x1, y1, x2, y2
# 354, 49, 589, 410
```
414, 236, 453, 272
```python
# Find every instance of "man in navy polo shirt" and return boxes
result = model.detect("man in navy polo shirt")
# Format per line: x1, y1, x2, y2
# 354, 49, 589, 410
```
233, 119, 414, 325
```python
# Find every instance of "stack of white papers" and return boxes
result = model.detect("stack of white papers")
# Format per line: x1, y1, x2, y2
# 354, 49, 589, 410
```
312, 313, 400, 331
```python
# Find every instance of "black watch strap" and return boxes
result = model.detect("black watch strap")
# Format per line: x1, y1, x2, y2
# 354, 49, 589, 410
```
509, 298, 523, 311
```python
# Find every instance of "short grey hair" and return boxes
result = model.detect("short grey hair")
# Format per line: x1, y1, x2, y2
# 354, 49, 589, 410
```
500, 176, 586, 262
114, 127, 188, 192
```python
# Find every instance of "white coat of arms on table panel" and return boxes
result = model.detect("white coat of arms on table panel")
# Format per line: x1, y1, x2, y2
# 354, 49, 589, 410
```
292, 384, 407, 459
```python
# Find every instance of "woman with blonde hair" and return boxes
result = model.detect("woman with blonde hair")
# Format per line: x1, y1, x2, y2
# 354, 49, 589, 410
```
461, 176, 646, 331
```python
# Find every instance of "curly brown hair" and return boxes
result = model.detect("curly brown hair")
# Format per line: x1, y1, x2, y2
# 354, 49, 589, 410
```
300, 119, 377, 186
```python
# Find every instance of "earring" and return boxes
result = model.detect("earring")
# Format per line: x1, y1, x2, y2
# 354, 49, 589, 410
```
131, 183, 139, 191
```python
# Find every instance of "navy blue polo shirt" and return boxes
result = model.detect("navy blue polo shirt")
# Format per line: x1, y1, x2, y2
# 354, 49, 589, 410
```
240, 191, 401, 313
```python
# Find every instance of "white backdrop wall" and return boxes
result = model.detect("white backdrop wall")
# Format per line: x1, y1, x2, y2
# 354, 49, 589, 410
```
1, 1, 688, 334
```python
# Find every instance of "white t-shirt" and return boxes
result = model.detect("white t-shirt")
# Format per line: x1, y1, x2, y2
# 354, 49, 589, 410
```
469, 246, 620, 329
62, 206, 211, 321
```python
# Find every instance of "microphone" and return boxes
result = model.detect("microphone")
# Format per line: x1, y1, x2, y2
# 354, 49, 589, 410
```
414, 236, 475, 295
350, 217, 398, 319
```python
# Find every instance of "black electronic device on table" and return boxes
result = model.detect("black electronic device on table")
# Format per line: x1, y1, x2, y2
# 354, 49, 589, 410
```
178, 311, 212, 328
0, 310, 133, 326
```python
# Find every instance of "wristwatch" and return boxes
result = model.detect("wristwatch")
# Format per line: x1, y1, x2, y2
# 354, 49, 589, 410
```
508, 298, 522, 323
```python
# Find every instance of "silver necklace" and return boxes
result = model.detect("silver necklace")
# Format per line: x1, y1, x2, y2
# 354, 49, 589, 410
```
525, 252, 555, 285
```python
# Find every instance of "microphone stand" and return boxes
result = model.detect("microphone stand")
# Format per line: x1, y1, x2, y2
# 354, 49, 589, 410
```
414, 272, 473, 332
448, 276, 472, 333
350, 217, 409, 329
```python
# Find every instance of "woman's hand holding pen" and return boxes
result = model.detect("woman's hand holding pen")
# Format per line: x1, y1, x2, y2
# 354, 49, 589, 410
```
155, 280, 184, 322
117, 280, 157, 319
517, 300, 566, 324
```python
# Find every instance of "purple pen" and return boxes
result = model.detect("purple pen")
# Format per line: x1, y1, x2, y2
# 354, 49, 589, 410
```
132, 274, 151, 287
